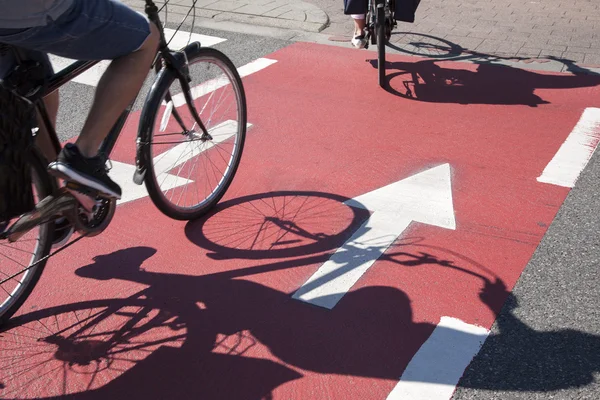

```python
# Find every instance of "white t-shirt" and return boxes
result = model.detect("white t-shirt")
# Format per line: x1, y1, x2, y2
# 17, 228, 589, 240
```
0, 0, 74, 28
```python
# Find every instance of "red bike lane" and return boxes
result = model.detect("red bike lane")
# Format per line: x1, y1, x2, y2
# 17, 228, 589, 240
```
2, 42, 600, 399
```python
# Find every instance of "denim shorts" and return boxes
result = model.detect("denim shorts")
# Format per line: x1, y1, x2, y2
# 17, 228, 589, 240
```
0, 0, 151, 79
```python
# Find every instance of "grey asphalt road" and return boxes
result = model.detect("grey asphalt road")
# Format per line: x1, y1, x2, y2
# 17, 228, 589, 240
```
49, 25, 599, 400
453, 146, 600, 399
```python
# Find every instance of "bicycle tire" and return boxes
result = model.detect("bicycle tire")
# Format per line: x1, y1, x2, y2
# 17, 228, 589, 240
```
0, 148, 54, 327
140, 46, 247, 221
376, 2, 386, 87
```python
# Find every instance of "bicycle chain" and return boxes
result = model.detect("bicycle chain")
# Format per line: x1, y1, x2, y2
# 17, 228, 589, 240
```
0, 232, 88, 286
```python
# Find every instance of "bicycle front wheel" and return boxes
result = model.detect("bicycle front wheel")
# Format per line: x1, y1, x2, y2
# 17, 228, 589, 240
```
140, 47, 247, 220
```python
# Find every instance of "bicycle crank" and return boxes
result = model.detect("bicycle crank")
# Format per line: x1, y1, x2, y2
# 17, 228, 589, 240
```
64, 182, 117, 238
5, 190, 77, 242
5, 185, 116, 242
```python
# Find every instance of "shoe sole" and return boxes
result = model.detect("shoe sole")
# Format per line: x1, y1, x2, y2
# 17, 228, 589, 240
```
48, 162, 122, 200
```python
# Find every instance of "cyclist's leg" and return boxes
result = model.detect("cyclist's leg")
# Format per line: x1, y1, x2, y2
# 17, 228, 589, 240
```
351, 15, 367, 48
45, 0, 159, 198
0, 0, 159, 199
343, 0, 368, 48
52, 0, 160, 159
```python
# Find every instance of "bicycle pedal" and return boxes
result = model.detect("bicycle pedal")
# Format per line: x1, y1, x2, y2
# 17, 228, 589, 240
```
65, 181, 115, 199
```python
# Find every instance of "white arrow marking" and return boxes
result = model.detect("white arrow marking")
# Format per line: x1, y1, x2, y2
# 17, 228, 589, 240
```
386, 317, 490, 400
292, 163, 456, 309
537, 107, 600, 188
49, 29, 227, 88
110, 120, 252, 205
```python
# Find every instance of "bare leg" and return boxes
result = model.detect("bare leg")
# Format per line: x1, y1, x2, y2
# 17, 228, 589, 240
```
74, 22, 160, 158
351, 14, 366, 49
352, 15, 366, 36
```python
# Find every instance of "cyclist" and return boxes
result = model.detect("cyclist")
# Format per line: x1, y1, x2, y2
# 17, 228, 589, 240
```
0, 0, 159, 244
343, 0, 421, 48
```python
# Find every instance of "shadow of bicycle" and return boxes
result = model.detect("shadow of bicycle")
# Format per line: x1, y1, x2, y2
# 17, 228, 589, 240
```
369, 33, 600, 106
1, 190, 599, 399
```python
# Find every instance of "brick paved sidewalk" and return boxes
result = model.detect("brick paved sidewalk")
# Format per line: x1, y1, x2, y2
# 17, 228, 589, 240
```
127, 0, 329, 32
313, 0, 600, 68
125, 0, 600, 70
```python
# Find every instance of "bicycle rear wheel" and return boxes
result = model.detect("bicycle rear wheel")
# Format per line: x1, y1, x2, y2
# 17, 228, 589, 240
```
140, 46, 247, 221
0, 150, 54, 326
376, 1, 386, 87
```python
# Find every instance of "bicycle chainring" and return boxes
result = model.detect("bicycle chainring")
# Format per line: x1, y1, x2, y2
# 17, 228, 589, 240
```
72, 197, 116, 238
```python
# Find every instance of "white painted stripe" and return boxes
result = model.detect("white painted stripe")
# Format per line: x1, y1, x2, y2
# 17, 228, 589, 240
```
153, 120, 252, 177
169, 58, 278, 108
49, 30, 227, 88
163, 28, 226, 50
537, 107, 600, 188
109, 161, 192, 205
386, 317, 490, 400
292, 213, 412, 309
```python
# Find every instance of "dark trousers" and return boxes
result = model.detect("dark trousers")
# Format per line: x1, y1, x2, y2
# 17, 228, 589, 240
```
343, 0, 421, 23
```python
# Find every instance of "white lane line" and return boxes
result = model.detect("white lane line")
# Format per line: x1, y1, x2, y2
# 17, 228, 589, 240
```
168, 58, 278, 108
386, 317, 490, 400
163, 28, 226, 50
537, 107, 600, 188
49, 29, 227, 88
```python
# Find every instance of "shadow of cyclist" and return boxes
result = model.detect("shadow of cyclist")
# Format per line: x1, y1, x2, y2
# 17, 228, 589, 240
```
80, 245, 600, 395
3, 242, 599, 398
73, 247, 435, 380
369, 57, 600, 106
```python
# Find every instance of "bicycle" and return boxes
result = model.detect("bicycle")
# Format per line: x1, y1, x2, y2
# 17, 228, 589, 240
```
0, 0, 247, 326
363, 0, 397, 87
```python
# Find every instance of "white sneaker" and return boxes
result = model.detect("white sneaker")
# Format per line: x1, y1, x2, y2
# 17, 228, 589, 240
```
351, 34, 367, 49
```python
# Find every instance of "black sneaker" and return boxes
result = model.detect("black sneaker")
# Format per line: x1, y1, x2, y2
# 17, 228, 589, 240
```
48, 143, 122, 199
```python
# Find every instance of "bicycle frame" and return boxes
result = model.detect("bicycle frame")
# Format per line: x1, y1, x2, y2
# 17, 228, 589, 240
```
35, 58, 128, 161
0, 0, 211, 241
6, 0, 208, 182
